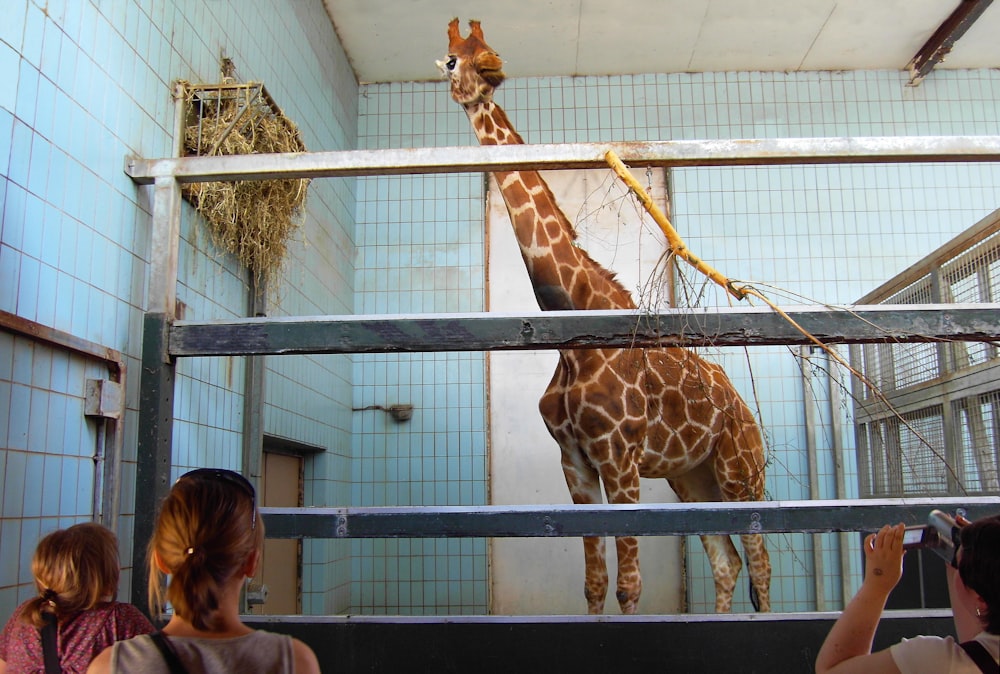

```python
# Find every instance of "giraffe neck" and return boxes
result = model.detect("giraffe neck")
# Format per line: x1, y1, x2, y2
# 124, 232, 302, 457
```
464, 101, 635, 311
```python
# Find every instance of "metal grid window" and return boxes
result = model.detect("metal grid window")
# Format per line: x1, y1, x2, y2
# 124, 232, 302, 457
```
851, 210, 1000, 497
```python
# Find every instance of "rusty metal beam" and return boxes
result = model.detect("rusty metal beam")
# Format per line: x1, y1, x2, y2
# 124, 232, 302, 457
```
166, 304, 1000, 357
260, 496, 1000, 539
0, 309, 125, 371
907, 0, 994, 86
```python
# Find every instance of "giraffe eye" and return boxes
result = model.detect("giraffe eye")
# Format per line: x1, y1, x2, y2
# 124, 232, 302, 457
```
446, 56, 457, 70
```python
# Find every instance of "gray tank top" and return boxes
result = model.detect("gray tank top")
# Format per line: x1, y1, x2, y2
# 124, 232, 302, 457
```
111, 629, 295, 673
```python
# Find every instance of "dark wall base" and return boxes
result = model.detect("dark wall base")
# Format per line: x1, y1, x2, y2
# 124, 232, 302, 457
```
246, 612, 955, 673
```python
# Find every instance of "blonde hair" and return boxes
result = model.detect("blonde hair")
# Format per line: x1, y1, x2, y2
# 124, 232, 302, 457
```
23, 522, 120, 628
148, 471, 263, 630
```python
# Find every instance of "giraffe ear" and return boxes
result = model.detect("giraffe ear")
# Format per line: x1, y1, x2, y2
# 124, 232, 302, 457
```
475, 51, 505, 85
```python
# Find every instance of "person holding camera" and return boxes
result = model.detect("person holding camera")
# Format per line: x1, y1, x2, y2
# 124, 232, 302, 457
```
816, 513, 1000, 673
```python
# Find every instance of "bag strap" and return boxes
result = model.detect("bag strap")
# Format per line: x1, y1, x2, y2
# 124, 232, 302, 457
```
150, 631, 189, 674
40, 613, 60, 674
960, 640, 999, 674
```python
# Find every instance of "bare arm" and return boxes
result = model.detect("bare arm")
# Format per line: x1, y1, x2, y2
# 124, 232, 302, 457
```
815, 524, 906, 674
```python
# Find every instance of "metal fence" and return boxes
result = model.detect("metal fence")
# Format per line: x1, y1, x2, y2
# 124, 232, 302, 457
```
128, 136, 1000, 614
851, 208, 1000, 496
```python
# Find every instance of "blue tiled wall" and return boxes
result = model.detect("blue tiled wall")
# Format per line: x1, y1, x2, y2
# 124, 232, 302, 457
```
353, 84, 489, 612
357, 68, 1000, 613
1, 0, 357, 619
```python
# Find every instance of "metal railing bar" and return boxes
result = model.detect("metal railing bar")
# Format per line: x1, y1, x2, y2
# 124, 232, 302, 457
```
125, 135, 1000, 185
168, 304, 1000, 357
260, 496, 1000, 539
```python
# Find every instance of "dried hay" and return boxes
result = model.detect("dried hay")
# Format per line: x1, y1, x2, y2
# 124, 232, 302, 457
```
178, 80, 309, 287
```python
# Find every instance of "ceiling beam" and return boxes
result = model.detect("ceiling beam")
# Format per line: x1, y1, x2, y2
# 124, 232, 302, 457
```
907, 0, 994, 86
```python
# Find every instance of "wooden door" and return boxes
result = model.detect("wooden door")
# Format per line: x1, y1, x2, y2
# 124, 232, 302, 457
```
251, 451, 302, 614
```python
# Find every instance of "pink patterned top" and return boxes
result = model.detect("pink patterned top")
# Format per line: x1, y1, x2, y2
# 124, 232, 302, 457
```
0, 600, 154, 674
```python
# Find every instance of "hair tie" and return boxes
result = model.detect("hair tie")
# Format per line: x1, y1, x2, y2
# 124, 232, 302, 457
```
41, 588, 57, 608
185, 547, 196, 556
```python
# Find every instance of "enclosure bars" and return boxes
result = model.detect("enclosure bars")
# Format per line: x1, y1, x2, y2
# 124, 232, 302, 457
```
127, 136, 1000, 614
257, 498, 1000, 540
166, 306, 1000, 356
126, 135, 1000, 185
850, 207, 1000, 498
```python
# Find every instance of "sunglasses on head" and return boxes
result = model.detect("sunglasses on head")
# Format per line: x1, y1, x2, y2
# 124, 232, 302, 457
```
178, 468, 257, 531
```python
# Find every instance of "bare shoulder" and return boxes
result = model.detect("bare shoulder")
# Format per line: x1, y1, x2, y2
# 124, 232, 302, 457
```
291, 637, 321, 674
86, 645, 113, 674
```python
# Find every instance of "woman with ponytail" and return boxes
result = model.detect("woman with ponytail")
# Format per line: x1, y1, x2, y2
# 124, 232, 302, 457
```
88, 468, 319, 673
0, 522, 154, 673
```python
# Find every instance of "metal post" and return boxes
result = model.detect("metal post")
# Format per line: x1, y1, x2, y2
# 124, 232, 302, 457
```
131, 82, 186, 615
132, 312, 175, 615
801, 347, 826, 610
826, 350, 855, 605
242, 277, 267, 492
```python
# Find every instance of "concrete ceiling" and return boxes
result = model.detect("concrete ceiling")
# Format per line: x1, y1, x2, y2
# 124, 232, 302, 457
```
322, 0, 1000, 84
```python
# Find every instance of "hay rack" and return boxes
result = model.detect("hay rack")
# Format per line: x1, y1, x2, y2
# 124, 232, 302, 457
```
177, 73, 309, 289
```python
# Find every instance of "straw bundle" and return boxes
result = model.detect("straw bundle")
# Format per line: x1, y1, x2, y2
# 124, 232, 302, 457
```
179, 80, 309, 286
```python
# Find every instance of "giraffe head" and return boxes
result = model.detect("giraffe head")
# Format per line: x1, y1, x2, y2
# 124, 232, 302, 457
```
437, 18, 506, 107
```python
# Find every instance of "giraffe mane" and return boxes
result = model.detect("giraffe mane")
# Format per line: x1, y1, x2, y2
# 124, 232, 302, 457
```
578, 246, 633, 301
532, 165, 635, 303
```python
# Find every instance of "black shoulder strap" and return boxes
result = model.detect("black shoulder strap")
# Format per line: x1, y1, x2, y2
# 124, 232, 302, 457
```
960, 640, 999, 674
150, 631, 189, 674
40, 613, 60, 674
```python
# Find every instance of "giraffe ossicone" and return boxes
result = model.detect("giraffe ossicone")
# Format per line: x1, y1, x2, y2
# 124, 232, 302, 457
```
440, 18, 771, 614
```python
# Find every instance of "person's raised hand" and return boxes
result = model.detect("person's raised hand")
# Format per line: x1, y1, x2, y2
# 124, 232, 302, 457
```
863, 523, 906, 594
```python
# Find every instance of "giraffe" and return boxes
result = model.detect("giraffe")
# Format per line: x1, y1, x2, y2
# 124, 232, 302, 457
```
438, 18, 771, 614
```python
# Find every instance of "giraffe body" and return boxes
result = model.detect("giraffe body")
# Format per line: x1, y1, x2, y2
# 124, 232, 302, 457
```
440, 19, 771, 614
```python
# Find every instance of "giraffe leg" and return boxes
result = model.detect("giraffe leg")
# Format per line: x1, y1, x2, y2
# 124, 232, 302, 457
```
740, 533, 771, 612
720, 428, 772, 612
560, 450, 609, 613
602, 460, 642, 614
582, 536, 608, 614
698, 534, 742, 613
671, 466, 743, 613
613, 535, 642, 614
